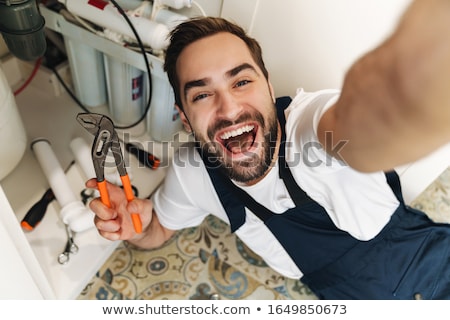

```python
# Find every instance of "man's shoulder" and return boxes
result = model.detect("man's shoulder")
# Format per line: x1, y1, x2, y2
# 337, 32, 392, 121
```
174, 141, 197, 156
285, 88, 341, 127
171, 141, 205, 171
289, 88, 340, 109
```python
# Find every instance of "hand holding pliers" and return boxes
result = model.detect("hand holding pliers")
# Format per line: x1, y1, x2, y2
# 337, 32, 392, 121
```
76, 113, 142, 234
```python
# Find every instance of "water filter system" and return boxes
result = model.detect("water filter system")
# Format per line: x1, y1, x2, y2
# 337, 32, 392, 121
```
57, 0, 194, 141
59, 0, 171, 52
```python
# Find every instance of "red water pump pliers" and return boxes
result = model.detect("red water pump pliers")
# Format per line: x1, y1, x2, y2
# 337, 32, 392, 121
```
76, 113, 142, 234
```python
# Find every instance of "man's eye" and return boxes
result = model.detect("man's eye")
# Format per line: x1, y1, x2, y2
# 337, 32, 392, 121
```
193, 93, 209, 102
236, 80, 250, 87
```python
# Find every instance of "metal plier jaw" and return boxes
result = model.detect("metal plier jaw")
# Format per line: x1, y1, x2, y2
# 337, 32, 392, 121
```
76, 113, 142, 233
76, 113, 125, 181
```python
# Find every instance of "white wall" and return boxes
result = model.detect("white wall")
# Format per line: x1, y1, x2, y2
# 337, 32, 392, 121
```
4, 1, 412, 96
246, 0, 412, 97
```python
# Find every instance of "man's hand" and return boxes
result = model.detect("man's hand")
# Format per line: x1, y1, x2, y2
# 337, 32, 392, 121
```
86, 178, 176, 249
86, 178, 153, 242
319, 0, 450, 172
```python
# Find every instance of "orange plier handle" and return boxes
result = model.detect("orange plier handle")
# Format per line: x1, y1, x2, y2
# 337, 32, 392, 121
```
97, 175, 142, 234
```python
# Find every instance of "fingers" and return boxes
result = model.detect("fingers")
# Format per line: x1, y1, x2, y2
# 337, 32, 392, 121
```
85, 178, 125, 201
85, 178, 98, 189
89, 197, 121, 240
127, 198, 153, 230
89, 196, 117, 221
90, 198, 137, 240
87, 179, 153, 241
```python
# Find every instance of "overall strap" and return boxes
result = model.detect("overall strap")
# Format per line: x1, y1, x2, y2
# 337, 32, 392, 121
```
275, 96, 404, 206
275, 97, 315, 206
205, 165, 275, 231
384, 170, 404, 203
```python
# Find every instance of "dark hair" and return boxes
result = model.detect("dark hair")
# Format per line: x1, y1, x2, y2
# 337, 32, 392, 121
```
164, 17, 269, 110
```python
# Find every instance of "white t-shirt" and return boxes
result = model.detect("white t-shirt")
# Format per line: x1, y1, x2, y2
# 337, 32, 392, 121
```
152, 88, 400, 278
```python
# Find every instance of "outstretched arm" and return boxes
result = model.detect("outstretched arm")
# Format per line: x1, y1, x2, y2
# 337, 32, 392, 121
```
318, 0, 450, 172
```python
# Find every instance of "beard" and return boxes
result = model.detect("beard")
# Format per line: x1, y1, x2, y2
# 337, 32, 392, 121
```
196, 105, 279, 183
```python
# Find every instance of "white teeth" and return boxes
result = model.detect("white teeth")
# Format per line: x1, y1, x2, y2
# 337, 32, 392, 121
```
220, 125, 254, 140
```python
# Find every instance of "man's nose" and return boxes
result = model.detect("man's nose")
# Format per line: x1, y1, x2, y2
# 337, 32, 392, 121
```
216, 92, 242, 119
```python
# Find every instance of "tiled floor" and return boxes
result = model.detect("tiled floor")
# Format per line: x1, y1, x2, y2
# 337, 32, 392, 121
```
77, 167, 450, 300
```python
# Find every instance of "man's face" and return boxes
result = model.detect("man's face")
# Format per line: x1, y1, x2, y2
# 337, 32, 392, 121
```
176, 32, 279, 184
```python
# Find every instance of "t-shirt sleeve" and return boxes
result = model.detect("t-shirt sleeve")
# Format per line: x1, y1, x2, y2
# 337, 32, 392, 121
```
151, 143, 211, 230
283, 89, 399, 241
284, 88, 343, 173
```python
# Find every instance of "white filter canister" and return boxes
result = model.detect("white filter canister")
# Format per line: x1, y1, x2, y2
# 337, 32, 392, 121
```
104, 55, 145, 126
147, 75, 182, 142
0, 67, 27, 180
64, 37, 107, 107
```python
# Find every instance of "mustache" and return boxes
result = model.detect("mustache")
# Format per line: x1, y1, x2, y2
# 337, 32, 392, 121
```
207, 112, 265, 140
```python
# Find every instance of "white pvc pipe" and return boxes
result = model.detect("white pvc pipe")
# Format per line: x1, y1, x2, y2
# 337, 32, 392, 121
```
114, 0, 188, 30
114, 0, 152, 17
69, 137, 96, 180
159, 0, 192, 10
153, 6, 188, 31
32, 139, 78, 207
115, 0, 191, 11
31, 139, 94, 232
59, 0, 170, 51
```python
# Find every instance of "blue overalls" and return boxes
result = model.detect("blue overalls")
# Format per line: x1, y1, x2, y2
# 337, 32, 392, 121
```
199, 97, 450, 299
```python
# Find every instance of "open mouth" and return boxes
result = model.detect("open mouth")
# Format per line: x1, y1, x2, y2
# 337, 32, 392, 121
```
216, 123, 258, 155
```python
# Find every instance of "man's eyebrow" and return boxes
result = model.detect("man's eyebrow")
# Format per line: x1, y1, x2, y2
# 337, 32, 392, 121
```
184, 78, 209, 99
183, 63, 258, 99
226, 63, 258, 78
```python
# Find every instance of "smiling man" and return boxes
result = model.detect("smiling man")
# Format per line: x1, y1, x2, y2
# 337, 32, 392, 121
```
88, 0, 450, 299
175, 32, 279, 184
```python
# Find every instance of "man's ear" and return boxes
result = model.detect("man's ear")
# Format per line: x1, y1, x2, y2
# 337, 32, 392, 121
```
176, 104, 192, 133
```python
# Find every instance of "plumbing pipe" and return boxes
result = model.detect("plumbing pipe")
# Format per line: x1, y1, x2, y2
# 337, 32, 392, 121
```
31, 139, 94, 232
159, 0, 192, 10
69, 137, 96, 180
59, 0, 170, 51
114, 0, 188, 30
